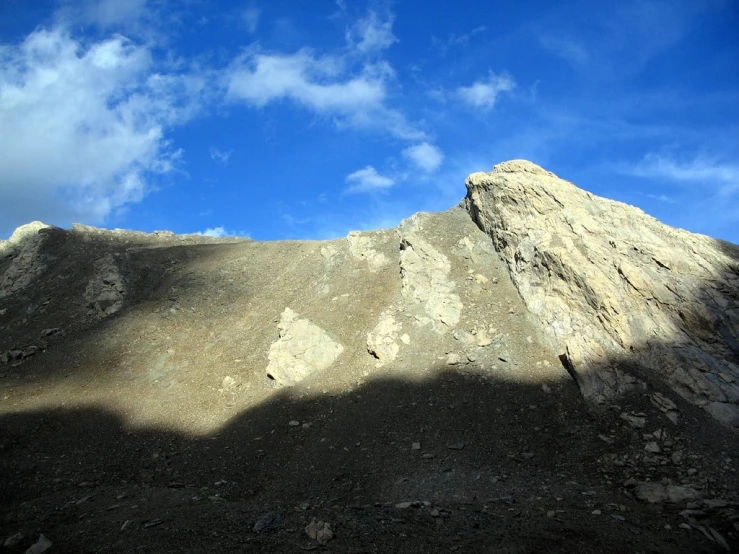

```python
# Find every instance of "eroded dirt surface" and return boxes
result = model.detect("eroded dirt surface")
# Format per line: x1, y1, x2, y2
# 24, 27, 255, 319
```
1, 213, 737, 553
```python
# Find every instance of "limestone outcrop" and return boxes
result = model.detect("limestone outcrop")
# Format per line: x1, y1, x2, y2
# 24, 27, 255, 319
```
466, 160, 739, 426
265, 307, 344, 385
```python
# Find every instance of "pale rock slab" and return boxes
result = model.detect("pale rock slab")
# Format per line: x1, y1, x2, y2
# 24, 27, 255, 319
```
266, 308, 344, 385
346, 231, 388, 271
398, 218, 462, 333
367, 310, 402, 363
466, 160, 739, 427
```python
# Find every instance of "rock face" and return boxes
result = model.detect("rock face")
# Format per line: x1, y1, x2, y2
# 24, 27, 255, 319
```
0, 221, 55, 297
466, 160, 739, 427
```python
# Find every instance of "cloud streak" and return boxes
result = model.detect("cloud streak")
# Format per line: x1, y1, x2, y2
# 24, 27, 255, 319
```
628, 154, 739, 195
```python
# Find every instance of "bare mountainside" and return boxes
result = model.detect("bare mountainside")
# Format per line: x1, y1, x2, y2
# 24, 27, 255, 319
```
1, 161, 737, 553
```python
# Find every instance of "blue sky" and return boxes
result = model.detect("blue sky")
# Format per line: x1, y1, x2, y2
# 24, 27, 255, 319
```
1, 0, 737, 242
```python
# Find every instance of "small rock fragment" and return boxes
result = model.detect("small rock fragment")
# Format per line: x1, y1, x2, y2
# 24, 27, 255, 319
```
25, 534, 52, 554
254, 510, 285, 533
305, 518, 333, 543
635, 482, 703, 504
4, 532, 23, 547
620, 412, 646, 429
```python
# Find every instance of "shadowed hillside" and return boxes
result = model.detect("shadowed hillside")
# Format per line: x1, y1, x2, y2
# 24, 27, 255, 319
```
1, 162, 738, 552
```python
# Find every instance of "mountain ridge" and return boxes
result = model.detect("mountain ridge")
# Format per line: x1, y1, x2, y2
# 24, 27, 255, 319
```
1, 160, 737, 552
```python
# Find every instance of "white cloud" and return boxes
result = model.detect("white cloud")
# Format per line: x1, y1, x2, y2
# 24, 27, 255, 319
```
629, 154, 739, 195
0, 27, 202, 233
194, 226, 249, 238
227, 49, 386, 113
457, 73, 515, 110
199, 226, 228, 237
345, 166, 394, 193
226, 48, 423, 139
225, 10, 424, 140
346, 11, 398, 53
403, 142, 444, 173
242, 7, 260, 33
210, 147, 233, 164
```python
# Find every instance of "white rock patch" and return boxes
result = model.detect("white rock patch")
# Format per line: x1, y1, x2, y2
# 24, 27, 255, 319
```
367, 310, 402, 363
266, 308, 344, 386
346, 232, 388, 271
399, 231, 461, 333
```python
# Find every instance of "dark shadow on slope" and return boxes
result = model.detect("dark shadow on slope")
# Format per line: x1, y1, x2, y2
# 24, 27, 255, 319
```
1, 368, 732, 554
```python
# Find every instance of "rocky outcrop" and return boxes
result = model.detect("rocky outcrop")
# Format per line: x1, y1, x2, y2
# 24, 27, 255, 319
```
346, 231, 389, 271
367, 310, 402, 364
0, 221, 55, 297
398, 216, 462, 333
84, 254, 127, 317
265, 307, 344, 385
466, 160, 739, 427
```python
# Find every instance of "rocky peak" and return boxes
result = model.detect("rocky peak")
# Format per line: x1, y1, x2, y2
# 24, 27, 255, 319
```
466, 161, 739, 427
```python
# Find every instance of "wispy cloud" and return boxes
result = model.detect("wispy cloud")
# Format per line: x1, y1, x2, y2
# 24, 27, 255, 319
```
457, 73, 515, 110
627, 154, 739, 195
433, 26, 486, 54
58, 0, 149, 28
346, 10, 398, 53
539, 35, 589, 65
345, 166, 395, 193
646, 193, 677, 204
403, 142, 444, 173
0, 27, 204, 232
210, 147, 233, 164
242, 7, 260, 33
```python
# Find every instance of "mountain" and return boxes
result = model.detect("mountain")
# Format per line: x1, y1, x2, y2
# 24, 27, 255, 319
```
1, 161, 737, 552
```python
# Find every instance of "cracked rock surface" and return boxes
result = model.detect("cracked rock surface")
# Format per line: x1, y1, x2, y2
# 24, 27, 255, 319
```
466, 160, 739, 427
